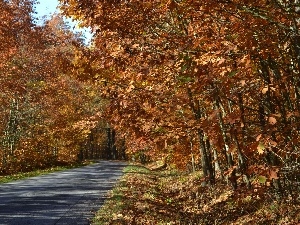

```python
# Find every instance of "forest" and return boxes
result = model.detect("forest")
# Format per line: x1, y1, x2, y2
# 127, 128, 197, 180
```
0, 0, 125, 175
1, 0, 300, 199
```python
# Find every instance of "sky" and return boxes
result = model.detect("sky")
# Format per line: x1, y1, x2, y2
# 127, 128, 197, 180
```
33, 0, 93, 44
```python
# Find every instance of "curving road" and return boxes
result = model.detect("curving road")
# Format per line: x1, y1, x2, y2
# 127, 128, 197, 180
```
0, 161, 127, 225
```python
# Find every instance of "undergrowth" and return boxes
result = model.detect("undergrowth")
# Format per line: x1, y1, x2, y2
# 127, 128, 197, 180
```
0, 160, 94, 184
93, 164, 300, 225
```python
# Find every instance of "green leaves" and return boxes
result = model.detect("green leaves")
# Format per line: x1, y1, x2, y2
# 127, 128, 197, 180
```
258, 175, 267, 184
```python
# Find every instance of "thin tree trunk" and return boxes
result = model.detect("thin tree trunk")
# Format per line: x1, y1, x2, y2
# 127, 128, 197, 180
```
215, 97, 237, 189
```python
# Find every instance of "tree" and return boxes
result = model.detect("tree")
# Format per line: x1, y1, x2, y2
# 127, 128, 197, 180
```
59, 0, 299, 191
0, 1, 108, 174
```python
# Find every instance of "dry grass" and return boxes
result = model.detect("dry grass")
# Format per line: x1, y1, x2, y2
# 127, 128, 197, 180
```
92, 164, 300, 225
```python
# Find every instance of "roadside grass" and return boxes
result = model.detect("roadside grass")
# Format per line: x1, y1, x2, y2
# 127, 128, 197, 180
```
92, 163, 300, 225
0, 160, 94, 184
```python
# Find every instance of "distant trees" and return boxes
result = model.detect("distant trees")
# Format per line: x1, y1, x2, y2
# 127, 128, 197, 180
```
0, 0, 123, 175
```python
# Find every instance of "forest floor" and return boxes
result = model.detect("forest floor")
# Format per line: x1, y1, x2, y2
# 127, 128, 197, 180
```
93, 163, 300, 225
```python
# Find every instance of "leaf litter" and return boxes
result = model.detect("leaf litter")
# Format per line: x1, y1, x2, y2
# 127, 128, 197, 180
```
92, 164, 300, 225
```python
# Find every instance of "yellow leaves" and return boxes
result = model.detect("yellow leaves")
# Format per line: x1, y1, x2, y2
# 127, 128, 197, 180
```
240, 80, 246, 86
126, 84, 135, 93
257, 142, 265, 155
262, 86, 269, 94
261, 85, 276, 94
237, 55, 251, 68
131, 43, 139, 49
110, 44, 124, 57
142, 123, 152, 132
217, 57, 226, 65
142, 101, 153, 112
26, 80, 46, 90
141, 81, 148, 86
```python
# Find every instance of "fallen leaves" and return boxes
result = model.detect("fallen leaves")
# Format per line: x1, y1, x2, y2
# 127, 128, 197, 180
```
93, 164, 300, 225
257, 142, 265, 155
268, 116, 277, 125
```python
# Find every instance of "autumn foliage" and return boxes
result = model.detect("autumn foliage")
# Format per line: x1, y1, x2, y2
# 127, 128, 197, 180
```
0, 0, 299, 193
59, 0, 300, 192
0, 0, 119, 175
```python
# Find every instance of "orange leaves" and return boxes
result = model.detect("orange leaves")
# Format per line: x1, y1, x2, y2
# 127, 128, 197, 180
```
268, 116, 277, 125
126, 81, 135, 93
240, 80, 246, 87
261, 85, 276, 94
269, 167, 279, 180
0, 1, 108, 174
286, 111, 300, 119
56, 0, 300, 194
225, 111, 241, 125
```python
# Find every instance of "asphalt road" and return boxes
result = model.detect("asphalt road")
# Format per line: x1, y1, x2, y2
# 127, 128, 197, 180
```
0, 161, 127, 225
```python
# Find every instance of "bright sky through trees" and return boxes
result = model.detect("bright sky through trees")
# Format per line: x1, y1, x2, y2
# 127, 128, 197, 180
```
33, 0, 93, 44
34, 0, 57, 17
